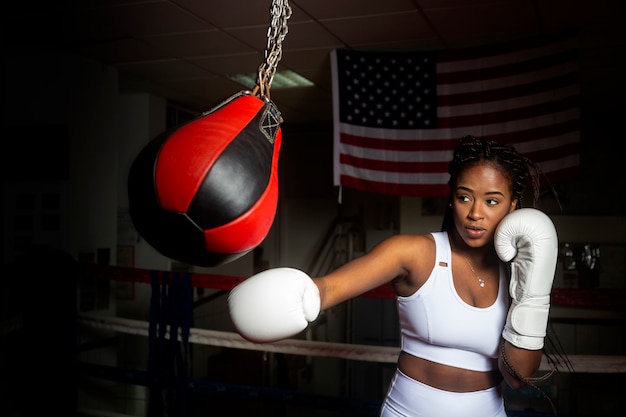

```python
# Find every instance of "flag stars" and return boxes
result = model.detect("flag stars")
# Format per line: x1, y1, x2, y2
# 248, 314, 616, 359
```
337, 50, 436, 129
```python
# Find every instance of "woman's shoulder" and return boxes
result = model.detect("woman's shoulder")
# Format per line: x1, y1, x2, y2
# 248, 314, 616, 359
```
377, 233, 438, 265
385, 233, 439, 294
381, 232, 436, 247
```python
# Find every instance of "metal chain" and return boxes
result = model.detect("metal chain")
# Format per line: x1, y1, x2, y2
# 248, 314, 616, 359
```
255, 0, 292, 99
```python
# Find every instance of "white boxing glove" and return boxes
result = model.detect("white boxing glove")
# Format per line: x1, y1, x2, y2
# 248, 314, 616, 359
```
495, 208, 558, 350
227, 267, 321, 343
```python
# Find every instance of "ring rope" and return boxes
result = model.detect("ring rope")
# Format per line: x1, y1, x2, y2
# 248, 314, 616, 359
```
77, 312, 626, 373
82, 263, 395, 298
81, 263, 626, 307
78, 312, 400, 363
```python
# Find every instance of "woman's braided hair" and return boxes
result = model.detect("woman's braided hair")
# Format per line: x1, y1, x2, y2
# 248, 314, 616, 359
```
441, 135, 543, 231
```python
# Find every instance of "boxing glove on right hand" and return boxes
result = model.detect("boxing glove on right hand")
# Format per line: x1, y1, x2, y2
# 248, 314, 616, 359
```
495, 208, 558, 350
227, 267, 321, 343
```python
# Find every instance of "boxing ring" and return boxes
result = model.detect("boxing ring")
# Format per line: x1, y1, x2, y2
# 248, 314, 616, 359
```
72, 263, 626, 417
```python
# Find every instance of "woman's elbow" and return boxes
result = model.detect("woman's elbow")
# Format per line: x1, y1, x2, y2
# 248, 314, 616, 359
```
498, 341, 543, 390
499, 363, 528, 390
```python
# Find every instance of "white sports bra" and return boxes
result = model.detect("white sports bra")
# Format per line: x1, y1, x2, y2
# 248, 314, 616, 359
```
397, 231, 509, 371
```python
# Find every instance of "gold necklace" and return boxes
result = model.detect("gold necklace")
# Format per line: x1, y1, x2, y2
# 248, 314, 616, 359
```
464, 257, 486, 288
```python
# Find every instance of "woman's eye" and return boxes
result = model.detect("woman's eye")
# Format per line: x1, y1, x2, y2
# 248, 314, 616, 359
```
457, 195, 470, 202
486, 198, 498, 205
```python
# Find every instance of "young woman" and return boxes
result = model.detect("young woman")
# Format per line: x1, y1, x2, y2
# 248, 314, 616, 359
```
228, 135, 559, 417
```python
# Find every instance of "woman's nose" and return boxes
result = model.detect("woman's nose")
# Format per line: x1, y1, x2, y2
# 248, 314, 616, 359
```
468, 203, 483, 220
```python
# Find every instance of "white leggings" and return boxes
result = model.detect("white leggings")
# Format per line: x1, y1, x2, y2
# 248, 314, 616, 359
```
380, 369, 507, 417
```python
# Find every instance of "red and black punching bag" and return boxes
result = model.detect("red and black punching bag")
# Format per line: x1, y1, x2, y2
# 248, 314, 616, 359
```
128, 91, 282, 267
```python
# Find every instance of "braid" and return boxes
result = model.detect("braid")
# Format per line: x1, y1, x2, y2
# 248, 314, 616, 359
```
441, 135, 543, 231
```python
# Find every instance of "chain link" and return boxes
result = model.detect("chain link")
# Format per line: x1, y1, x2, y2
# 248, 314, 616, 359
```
255, 0, 292, 99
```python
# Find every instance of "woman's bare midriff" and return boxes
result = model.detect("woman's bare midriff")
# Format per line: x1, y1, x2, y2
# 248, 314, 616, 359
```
398, 351, 503, 392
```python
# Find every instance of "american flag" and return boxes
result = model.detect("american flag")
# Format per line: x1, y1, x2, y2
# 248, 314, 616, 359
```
331, 33, 580, 197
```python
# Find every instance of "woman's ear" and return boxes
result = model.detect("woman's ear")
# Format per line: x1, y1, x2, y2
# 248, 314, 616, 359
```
509, 198, 518, 213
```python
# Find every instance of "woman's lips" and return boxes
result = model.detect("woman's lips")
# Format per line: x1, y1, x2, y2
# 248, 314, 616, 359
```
466, 227, 485, 239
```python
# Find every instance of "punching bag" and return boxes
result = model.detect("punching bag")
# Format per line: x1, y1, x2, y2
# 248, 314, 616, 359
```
128, 91, 282, 266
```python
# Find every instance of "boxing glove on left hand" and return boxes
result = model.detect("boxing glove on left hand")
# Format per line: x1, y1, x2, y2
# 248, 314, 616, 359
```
228, 267, 321, 343
495, 208, 558, 350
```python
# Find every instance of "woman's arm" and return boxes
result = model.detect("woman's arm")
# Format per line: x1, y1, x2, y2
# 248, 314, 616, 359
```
494, 209, 558, 389
227, 233, 432, 343
314, 234, 433, 310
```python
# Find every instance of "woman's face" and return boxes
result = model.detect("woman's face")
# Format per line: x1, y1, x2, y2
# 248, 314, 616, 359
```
451, 162, 517, 248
